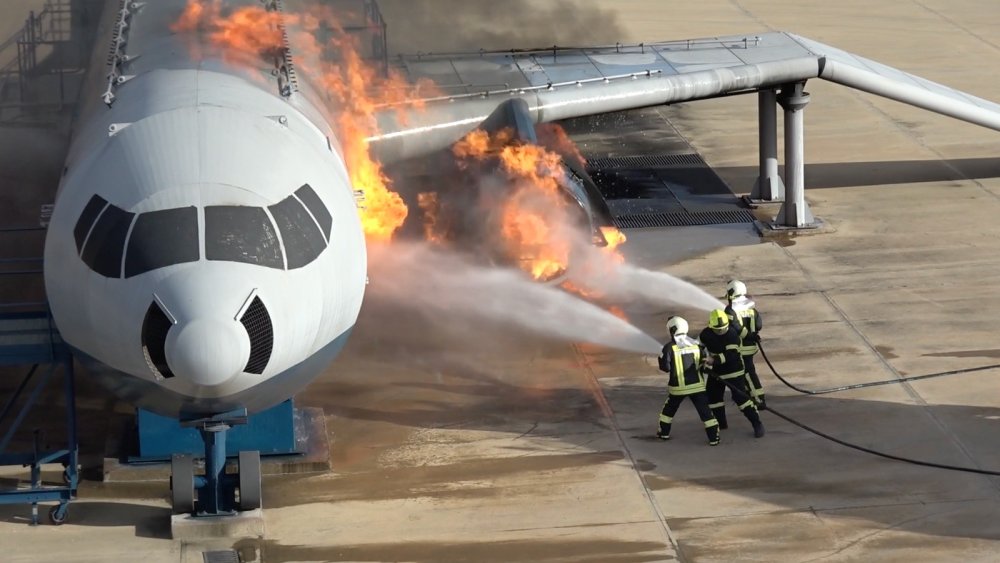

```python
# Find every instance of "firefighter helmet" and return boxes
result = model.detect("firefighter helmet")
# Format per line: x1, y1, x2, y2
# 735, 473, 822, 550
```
726, 279, 747, 299
666, 316, 689, 337
709, 309, 730, 332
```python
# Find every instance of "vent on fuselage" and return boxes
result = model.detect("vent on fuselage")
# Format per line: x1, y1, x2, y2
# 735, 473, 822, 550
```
240, 296, 273, 375
141, 302, 174, 379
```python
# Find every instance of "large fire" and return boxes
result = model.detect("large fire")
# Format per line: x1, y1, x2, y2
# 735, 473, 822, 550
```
171, 2, 627, 289
451, 127, 614, 282
172, 0, 426, 242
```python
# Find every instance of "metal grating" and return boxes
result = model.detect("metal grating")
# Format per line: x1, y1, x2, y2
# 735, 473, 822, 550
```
588, 153, 706, 170
240, 296, 273, 375
141, 302, 173, 379
614, 209, 756, 229
203, 551, 240, 563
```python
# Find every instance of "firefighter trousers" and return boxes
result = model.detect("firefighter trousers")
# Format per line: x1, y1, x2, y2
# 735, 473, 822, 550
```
658, 392, 720, 444
743, 354, 766, 407
706, 374, 761, 430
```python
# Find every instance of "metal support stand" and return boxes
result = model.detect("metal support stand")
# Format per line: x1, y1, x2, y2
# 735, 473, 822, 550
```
198, 423, 228, 515
0, 312, 77, 525
170, 409, 262, 517
750, 89, 785, 202
774, 82, 818, 228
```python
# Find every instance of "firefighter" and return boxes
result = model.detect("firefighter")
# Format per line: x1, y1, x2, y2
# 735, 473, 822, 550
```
656, 316, 720, 445
725, 279, 766, 409
699, 309, 765, 438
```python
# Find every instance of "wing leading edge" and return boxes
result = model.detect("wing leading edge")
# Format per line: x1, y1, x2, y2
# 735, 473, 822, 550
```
367, 31, 1000, 164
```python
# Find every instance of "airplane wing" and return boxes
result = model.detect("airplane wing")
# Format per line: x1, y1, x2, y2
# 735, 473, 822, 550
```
369, 30, 1000, 163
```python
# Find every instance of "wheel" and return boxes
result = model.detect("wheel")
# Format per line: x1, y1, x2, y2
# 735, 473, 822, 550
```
170, 454, 196, 514
238, 450, 262, 511
48, 504, 67, 525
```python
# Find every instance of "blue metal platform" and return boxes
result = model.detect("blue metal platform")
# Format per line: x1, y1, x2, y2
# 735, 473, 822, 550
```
0, 310, 78, 525
132, 399, 298, 461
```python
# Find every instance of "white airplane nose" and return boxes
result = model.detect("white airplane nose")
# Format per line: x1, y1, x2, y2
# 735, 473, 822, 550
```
165, 318, 249, 387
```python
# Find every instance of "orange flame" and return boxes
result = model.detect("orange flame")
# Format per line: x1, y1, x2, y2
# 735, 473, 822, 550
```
600, 226, 627, 255
452, 128, 579, 281
172, 0, 430, 242
536, 123, 586, 169
417, 192, 447, 245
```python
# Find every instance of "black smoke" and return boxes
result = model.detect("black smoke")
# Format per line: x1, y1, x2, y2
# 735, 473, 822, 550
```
375, 0, 626, 54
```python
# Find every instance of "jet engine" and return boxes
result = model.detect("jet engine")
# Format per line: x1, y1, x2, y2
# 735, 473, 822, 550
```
410, 99, 618, 283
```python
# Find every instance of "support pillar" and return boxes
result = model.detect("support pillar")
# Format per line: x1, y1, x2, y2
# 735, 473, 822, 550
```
774, 82, 817, 228
199, 423, 229, 515
750, 89, 784, 201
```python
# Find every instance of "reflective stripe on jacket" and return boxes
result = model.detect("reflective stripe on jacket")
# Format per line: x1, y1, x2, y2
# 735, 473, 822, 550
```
727, 296, 762, 355
698, 324, 746, 379
658, 334, 707, 395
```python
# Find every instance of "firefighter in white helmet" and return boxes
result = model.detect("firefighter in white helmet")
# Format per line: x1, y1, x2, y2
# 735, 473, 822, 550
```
656, 316, 720, 445
700, 309, 764, 438
724, 279, 766, 409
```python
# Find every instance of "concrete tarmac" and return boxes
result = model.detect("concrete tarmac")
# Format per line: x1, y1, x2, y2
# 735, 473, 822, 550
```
4, 0, 1000, 561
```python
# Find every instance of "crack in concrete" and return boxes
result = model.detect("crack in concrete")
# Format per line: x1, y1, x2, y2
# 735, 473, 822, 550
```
572, 343, 681, 560
799, 504, 965, 563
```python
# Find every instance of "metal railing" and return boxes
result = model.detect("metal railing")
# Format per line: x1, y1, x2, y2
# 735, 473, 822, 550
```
0, 0, 79, 122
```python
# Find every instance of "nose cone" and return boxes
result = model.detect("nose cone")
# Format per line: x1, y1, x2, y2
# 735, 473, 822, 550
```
165, 318, 249, 386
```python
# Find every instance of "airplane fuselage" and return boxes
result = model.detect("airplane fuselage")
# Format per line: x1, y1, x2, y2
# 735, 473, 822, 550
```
43, 0, 366, 419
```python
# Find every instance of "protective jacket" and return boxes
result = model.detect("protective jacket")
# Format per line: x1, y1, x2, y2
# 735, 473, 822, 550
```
699, 321, 746, 379
726, 296, 762, 355
658, 334, 708, 395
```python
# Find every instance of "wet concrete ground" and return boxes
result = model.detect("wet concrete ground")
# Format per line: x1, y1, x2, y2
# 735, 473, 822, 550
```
4, 0, 1000, 561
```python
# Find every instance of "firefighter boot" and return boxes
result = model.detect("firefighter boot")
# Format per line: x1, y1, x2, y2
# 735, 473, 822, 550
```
742, 405, 765, 438
706, 424, 721, 446
743, 406, 764, 438
657, 423, 671, 441
712, 407, 728, 430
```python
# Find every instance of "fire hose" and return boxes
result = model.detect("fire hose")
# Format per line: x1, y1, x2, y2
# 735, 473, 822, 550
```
712, 349, 1000, 476
758, 343, 1000, 395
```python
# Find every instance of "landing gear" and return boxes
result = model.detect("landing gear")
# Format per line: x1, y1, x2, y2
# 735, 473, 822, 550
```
167, 409, 263, 516
169, 454, 196, 514
238, 451, 262, 511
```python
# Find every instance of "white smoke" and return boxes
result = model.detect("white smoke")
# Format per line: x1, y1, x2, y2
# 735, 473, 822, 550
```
566, 241, 724, 312
366, 242, 664, 355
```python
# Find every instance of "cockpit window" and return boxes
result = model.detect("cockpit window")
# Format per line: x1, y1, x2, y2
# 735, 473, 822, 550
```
125, 207, 199, 278
293, 184, 332, 241
74, 195, 109, 253
80, 203, 135, 277
268, 195, 326, 269
75, 185, 332, 277
205, 206, 284, 269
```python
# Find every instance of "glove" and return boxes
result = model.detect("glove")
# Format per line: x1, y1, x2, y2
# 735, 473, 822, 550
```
750, 333, 761, 344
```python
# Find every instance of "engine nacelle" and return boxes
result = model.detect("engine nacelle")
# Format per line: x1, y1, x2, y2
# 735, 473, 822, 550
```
422, 99, 618, 283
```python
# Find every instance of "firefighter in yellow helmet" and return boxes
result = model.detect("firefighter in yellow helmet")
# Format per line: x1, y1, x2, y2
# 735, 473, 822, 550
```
699, 309, 764, 438
656, 316, 720, 445
724, 279, 766, 409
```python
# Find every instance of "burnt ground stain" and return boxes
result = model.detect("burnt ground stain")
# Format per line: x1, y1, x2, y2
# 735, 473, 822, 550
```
264, 450, 625, 508
765, 346, 858, 362
923, 349, 1000, 359
234, 537, 672, 563
874, 345, 899, 360
634, 459, 657, 472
